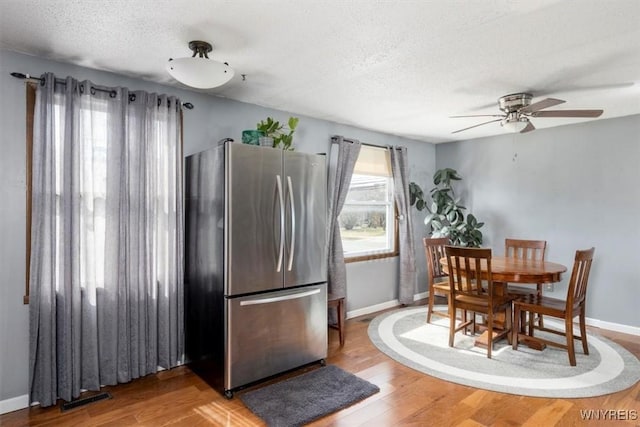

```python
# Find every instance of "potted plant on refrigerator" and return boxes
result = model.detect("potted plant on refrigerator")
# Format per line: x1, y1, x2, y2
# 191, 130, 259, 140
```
255, 116, 299, 150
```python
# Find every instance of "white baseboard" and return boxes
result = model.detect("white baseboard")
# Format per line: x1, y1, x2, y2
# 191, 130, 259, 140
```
413, 291, 429, 301
346, 291, 428, 319
347, 294, 640, 337
0, 394, 29, 415
346, 299, 400, 319
585, 317, 640, 336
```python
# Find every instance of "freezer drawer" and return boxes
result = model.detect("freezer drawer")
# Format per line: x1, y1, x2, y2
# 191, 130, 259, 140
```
225, 284, 327, 391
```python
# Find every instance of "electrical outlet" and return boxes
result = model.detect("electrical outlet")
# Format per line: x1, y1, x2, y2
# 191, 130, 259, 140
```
544, 283, 554, 292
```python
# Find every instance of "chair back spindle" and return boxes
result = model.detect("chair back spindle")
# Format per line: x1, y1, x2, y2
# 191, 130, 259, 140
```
447, 247, 492, 298
505, 238, 548, 327
567, 248, 595, 308
423, 237, 450, 323
505, 238, 546, 261
425, 237, 448, 282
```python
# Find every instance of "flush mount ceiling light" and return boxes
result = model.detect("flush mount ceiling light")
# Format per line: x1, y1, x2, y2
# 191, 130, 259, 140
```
500, 114, 530, 133
166, 40, 234, 89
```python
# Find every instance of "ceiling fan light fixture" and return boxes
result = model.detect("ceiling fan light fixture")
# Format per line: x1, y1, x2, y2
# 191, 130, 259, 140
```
166, 40, 234, 89
501, 116, 529, 133
452, 92, 604, 135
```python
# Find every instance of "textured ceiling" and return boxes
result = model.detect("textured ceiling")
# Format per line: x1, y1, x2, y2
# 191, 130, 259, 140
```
1, 0, 639, 143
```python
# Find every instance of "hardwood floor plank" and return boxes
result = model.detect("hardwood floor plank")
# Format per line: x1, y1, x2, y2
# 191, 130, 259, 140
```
310, 394, 395, 426
1, 301, 638, 426
33, 409, 91, 427
460, 389, 492, 409
190, 402, 262, 427
94, 414, 140, 427
522, 400, 573, 427
455, 419, 486, 427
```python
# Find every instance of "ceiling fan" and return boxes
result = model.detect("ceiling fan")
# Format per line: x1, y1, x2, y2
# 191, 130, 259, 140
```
450, 93, 603, 134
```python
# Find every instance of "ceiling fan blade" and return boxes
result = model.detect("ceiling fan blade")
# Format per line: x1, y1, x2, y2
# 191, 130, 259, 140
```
520, 121, 536, 133
519, 98, 565, 113
531, 109, 603, 118
450, 114, 505, 118
452, 118, 502, 134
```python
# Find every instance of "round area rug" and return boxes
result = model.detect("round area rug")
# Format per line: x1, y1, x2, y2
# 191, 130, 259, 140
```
368, 306, 640, 398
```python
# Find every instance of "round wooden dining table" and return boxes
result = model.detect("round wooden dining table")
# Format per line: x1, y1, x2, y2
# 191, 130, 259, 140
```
440, 255, 568, 287
439, 255, 567, 349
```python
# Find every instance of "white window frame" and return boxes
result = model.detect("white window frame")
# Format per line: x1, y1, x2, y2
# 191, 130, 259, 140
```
340, 147, 398, 262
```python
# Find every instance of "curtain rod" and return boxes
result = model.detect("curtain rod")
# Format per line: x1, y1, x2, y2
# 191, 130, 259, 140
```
10, 72, 194, 110
331, 135, 381, 148
331, 135, 404, 150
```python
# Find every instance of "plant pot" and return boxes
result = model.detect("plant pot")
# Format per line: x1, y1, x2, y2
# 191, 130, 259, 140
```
259, 136, 274, 147
242, 130, 264, 146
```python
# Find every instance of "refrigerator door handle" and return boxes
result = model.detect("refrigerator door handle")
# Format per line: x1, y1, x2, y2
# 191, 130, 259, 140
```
239, 288, 321, 306
286, 175, 296, 271
276, 174, 285, 272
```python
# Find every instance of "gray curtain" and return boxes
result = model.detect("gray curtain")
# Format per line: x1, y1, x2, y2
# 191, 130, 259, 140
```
327, 136, 361, 298
29, 73, 184, 406
389, 146, 417, 304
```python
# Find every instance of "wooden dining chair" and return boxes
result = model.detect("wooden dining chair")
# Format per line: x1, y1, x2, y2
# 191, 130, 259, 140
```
512, 247, 595, 366
505, 238, 547, 327
327, 293, 345, 346
445, 246, 515, 359
423, 237, 451, 323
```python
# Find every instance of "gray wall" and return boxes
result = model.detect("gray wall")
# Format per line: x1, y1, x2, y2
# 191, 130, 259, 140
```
435, 115, 640, 327
2, 47, 637, 406
0, 49, 433, 403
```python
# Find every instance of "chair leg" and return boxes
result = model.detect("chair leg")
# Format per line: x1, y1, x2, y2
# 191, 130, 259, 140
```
536, 283, 544, 328
487, 312, 493, 359
566, 317, 576, 366
579, 306, 589, 355
463, 310, 470, 335
471, 311, 476, 334
448, 302, 456, 348
337, 298, 345, 346
505, 305, 513, 345
528, 308, 535, 337
512, 304, 520, 350
426, 289, 434, 323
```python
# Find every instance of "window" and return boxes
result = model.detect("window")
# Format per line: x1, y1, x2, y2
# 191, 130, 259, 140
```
24, 85, 111, 302
339, 145, 397, 261
23, 82, 183, 304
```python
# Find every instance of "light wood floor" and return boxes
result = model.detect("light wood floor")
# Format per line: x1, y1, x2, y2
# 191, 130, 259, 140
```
2, 300, 639, 426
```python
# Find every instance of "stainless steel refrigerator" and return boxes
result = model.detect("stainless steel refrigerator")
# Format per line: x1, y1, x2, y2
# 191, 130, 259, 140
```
185, 141, 328, 398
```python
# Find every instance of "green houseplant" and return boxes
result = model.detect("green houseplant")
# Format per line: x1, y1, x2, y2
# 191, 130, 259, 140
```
409, 168, 484, 247
256, 116, 299, 150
